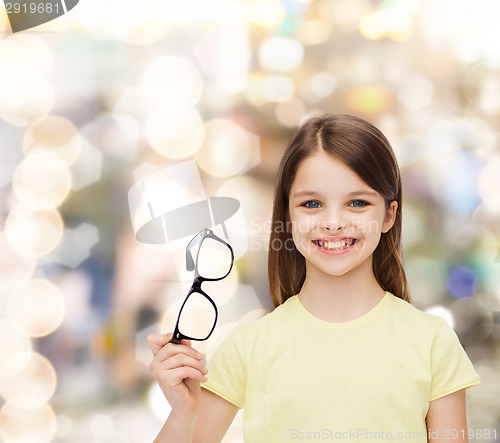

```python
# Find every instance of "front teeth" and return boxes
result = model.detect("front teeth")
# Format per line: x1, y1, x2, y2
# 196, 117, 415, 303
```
317, 239, 355, 250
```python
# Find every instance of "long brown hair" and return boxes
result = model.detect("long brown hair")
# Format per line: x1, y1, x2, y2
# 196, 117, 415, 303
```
268, 114, 411, 307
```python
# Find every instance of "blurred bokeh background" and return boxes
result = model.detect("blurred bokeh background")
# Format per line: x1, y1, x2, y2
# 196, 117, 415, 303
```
1, 0, 499, 441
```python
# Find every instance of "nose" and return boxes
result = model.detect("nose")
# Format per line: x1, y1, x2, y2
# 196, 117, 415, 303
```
320, 208, 347, 232
321, 221, 344, 231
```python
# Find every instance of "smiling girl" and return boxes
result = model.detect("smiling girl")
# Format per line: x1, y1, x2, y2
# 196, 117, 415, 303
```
148, 114, 480, 442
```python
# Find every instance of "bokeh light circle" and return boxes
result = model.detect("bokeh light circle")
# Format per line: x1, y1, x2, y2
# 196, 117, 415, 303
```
449, 297, 494, 344
7, 278, 65, 338
472, 201, 500, 240
0, 352, 57, 406
359, 7, 414, 41
0, 399, 57, 442
195, 119, 260, 177
258, 37, 304, 72
217, 176, 270, 257
301, 72, 338, 102
0, 233, 36, 291
0, 81, 54, 127
23, 116, 82, 167
5, 205, 64, 257
109, 0, 166, 45
447, 266, 477, 299
465, 322, 495, 347
8, 34, 53, 83
217, 176, 272, 235
448, 224, 497, 266
297, 20, 333, 45
141, 55, 204, 107
13, 153, 72, 209
259, 75, 295, 103
82, 112, 141, 160
145, 105, 205, 159
344, 85, 394, 114
0, 39, 32, 99
460, 64, 500, 114
0, 320, 32, 379
248, 0, 286, 27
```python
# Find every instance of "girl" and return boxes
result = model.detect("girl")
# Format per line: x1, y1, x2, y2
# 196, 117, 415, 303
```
148, 114, 480, 443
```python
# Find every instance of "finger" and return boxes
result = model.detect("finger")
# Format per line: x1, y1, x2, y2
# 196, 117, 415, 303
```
155, 342, 204, 363
178, 338, 192, 347
151, 360, 208, 385
167, 366, 208, 384
147, 333, 173, 356
161, 353, 208, 375
147, 332, 172, 347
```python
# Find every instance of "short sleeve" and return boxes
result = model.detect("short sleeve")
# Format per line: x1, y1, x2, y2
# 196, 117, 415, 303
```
200, 325, 247, 408
430, 319, 481, 401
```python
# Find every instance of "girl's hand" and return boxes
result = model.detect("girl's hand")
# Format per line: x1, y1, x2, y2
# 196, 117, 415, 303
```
147, 332, 208, 421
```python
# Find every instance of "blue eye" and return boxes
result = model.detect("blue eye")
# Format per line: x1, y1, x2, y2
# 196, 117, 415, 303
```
349, 200, 368, 208
302, 200, 321, 209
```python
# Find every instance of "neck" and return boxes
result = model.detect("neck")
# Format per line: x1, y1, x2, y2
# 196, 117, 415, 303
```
297, 259, 386, 322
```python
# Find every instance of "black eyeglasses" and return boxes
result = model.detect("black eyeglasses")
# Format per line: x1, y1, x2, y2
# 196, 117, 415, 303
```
170, 228, 234, 344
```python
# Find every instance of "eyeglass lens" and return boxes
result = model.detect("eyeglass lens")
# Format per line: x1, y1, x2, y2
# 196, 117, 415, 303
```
195, 236, 233, 280
177, 291, 217, 341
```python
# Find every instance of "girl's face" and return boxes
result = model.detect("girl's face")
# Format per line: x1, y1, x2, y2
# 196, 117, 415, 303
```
288, 151, 397, 280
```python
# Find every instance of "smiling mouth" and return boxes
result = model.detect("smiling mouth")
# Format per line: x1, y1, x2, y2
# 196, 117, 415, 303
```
312, 239, 359, 251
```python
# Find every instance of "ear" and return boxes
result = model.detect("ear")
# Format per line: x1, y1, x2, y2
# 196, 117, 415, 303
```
382, 201, 398, 233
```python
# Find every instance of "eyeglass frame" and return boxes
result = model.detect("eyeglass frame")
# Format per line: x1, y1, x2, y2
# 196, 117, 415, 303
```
170, 228, 234, 344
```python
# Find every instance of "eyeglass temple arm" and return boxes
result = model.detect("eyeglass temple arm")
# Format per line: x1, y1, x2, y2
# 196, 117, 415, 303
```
186, 251, 195, 272
185, 231, 205, 271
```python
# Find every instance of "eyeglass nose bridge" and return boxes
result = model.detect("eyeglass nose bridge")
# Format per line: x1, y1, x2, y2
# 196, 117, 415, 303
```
191, 277, 202, 291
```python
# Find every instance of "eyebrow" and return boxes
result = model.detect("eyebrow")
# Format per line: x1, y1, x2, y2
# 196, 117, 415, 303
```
292, 191, 321, 198
292, 190, 379, 199
347, 190, 379, 198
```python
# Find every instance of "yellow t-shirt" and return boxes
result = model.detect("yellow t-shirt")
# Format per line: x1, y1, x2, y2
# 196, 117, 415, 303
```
201, 292, 480, 442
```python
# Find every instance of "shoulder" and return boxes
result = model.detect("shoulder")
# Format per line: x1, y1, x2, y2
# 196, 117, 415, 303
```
384, 292, 450, 337
382, 294, 472, 368
386, 292, 442, 323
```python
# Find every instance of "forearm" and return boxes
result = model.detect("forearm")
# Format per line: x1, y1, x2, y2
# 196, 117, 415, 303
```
426, 389, 468, 443
153, 412, 197, 443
